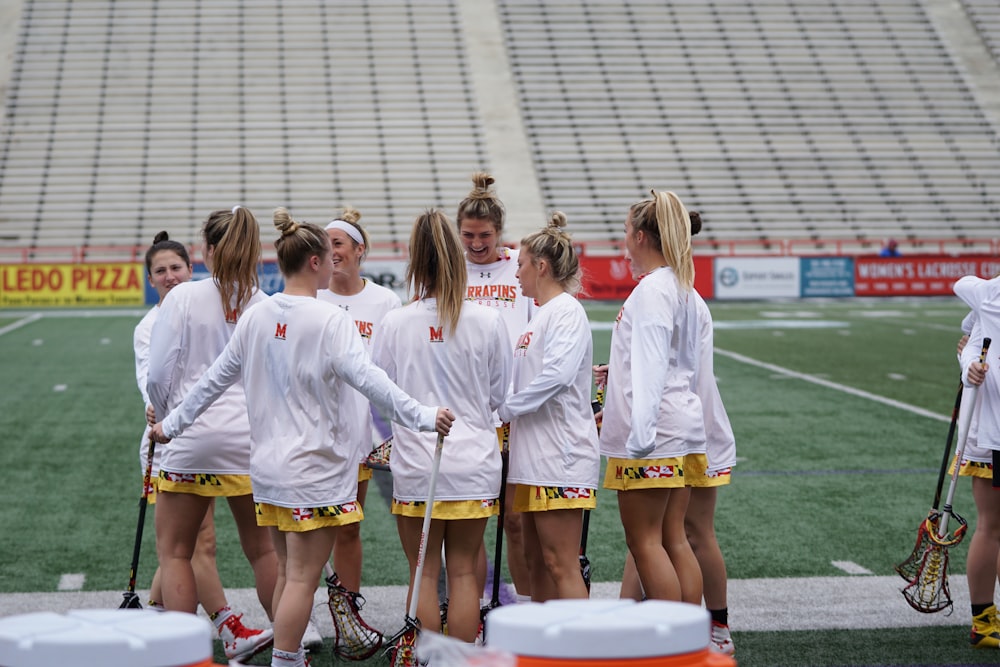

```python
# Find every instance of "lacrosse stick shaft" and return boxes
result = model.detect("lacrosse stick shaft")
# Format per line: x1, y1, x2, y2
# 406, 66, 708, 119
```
407, 433, 445, 623
938, 338, 991, 540
931, 382, 964, 510
489, 443, 509, 606
126, 435, 156, 595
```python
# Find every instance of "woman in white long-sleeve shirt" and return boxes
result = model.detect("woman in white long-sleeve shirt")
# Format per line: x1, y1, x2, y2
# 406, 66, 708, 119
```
152, 209, 454, 667
146, 207, 277, 663
954, 276, 1000, 649
600, 190, 707, 603
374, 208, 510, 646
496, 211, 599, 601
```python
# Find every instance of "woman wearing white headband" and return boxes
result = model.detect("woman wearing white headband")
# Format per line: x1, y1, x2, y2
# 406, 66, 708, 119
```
316, 206, 402, 657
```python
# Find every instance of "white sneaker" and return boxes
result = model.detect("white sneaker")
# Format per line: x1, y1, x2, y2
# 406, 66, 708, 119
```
709, 621, 735, 656
218, 613, 274, 661
302, 619, 323, 648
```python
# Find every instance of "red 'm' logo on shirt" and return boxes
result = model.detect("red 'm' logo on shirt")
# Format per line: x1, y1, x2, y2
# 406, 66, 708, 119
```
429, 326, 444, 343
275, 322, 287, 339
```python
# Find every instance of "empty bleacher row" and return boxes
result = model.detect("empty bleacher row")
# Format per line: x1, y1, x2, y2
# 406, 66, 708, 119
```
961, 0, 1000, 66
0, 0, 487, 255
497, 0, 1000, 249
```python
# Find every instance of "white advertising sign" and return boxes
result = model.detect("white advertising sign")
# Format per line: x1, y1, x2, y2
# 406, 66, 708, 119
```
714, 257, 800, 300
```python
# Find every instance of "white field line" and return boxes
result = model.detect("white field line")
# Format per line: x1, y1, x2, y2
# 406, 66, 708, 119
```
0, 313, 41, 336
831, 560, 873, 575
0, 577, 986, 633
715, 348, 951, 423
56, 574, 85, 591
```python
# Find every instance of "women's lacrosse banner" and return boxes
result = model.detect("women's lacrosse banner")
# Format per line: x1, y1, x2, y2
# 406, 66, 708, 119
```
0, 263, 145, 307
854, 256, 1000, 296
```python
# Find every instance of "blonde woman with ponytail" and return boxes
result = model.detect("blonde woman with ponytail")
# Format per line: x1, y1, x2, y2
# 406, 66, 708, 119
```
373, 208, 511, 647
496, 212, 600, 601
599, 190, 707, 604
152, 208, 454, 667
146, 207, 276, 662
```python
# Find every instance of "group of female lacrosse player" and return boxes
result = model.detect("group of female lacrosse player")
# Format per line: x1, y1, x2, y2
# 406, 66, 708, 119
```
133, 173, 738, 667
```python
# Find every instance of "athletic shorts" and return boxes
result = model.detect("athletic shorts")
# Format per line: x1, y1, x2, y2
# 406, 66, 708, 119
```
157, 469, 252, 497
683, 454, 731, 488
952, 454, 994, 480
603, 456, 686, 491
143, 474, 159, 505
255, 500, 363, 532
357, 463, 373, 483
392, 498, 499, 520
512, 484, 596, 512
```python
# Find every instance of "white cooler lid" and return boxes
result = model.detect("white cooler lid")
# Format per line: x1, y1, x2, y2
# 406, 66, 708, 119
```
0, 609, 212, 667
485, 599, 709, 659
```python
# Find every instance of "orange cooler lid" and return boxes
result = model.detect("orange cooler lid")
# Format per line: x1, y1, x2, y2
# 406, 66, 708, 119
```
485, 599, 709, 659
0, 609, 213, 667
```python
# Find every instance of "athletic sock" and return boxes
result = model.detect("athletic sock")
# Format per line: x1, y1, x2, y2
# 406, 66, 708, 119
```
972, 603, 993, 617
209, 605, 234, 630
709, 608, 729, 626
271, 648, 298, 667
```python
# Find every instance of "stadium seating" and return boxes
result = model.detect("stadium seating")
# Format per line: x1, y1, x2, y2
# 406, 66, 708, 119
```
1, 0, 999, 255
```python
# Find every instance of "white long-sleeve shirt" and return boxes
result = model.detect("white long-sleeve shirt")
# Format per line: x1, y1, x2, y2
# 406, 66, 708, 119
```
133, 306, 160, 475
318, 280, 402, 463
600, 266, 706, 460
955, 275, 1000, 451
373, 298, 511, 502
147, 279, 266, 475
694, 292, 736, 474
499, 292, 600, 488
162, 293, 437, 508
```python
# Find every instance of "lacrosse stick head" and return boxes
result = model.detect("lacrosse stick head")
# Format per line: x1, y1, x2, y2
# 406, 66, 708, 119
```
119, 591, 143, 609
927, 510, 968, 548
365, 436, 393, 471
385, 619, 420, 667
901, 544, 954, 613
895, 517, 934, 582
325, 573, 383, 661
579, 553, 592, 592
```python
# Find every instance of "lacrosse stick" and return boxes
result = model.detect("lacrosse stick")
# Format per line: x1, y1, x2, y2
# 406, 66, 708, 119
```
322, 563, 383, 661
902, 337, 990, 613
895, 381, 963, 582
578, 380, 605, 592
480, 424, 511, 633
387, 433, 446, 667
365, 435, 393, 471
120, 435, 155, 609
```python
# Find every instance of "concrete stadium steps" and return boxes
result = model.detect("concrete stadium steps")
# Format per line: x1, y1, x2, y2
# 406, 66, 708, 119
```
497, 0, 1000, 246
0, 0, 487, 251
961, 0, 1000, 65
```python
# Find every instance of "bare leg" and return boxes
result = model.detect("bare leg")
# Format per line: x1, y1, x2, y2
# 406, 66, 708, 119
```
530, 509, 588, 600
663, 487, 702, 605
192, 498, 227, 614
396, 515, 445, 633
617, 488, 680, 601
503, 487, 531, 597
620, 552, 642, 600
155, 491, 211, 613
226, 494, 278, 619
686, 487, 728, 610
331, 479, 368, 592
443, 518, 489, 641
272, 527, 338, 653
967, 477, 1000, 606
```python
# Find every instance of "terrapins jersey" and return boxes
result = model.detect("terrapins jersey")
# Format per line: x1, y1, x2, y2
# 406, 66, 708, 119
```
694, 292, 736, 475
148, 279, 266, 475
465, 247, 534, 351
500, 292, 600, 489
956, 275, 1000, 452
373, 298, 511, 502
600, 266, 706, 460
317, 280, 402, 463
162, 293, 436, 508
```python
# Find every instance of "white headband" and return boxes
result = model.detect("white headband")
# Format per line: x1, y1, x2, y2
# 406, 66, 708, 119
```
232, 205, 241, 215
325, 219, 364, 246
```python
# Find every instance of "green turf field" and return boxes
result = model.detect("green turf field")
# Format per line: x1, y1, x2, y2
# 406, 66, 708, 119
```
1, 298, 995, 666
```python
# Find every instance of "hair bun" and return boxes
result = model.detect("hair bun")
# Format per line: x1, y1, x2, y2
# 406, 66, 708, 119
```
153, 230, 170, 244
548, 211, 567, 230
469, 171, 496, 197
273, 207, 300, 236
689, 211, 702, 236
340, 206, 362, 224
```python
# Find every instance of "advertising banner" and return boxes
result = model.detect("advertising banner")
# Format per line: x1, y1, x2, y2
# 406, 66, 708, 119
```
854, 256, 1000, 296
580, 255, 714, 301
800, 257, 855, 297
714, 257, 800, 300
1, 263, 145, 307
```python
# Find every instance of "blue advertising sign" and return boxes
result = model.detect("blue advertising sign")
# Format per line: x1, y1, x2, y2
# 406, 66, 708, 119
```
800, 257, 854, 297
